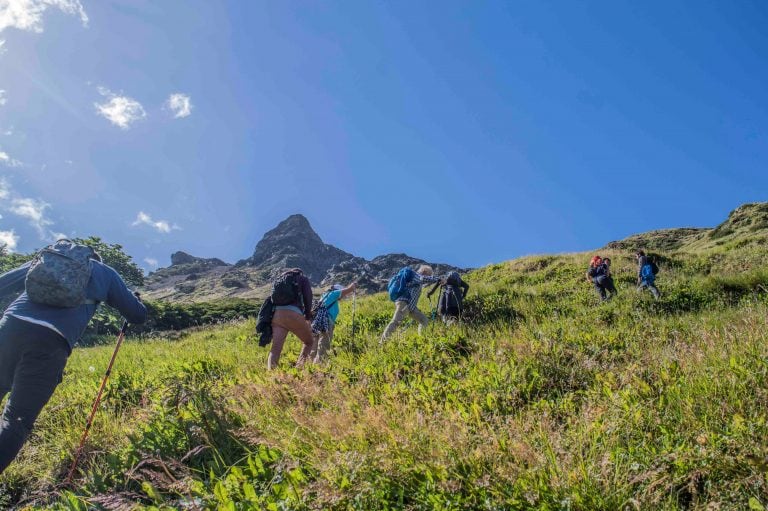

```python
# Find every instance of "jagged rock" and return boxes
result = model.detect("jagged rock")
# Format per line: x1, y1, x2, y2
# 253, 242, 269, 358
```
236, 214, 357, 283
171, 251, 228, 267
143, 214, 468, 302
221, 278, 246, 289
175, 283, 196, 294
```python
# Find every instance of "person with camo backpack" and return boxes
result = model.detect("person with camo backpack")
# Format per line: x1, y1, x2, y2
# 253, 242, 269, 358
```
310, 281, 357, 363
0, 239, 146, 475
267, 268, 314, 369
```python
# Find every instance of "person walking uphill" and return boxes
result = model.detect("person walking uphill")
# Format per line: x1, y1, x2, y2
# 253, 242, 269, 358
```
586, 255, 617, 302
310, 282, 357, 363
636, 250, 661, 299
427, 270, 469, 324
268, 268, 314, 369
0, 239, 146, 475
381, 265, 442, 342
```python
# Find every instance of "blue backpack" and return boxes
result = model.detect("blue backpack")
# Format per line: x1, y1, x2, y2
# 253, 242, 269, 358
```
641, 263, 655, 281
388, 267, 415, 301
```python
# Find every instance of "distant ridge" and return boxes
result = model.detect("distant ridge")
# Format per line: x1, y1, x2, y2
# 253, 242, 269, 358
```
143, 215, 467, 302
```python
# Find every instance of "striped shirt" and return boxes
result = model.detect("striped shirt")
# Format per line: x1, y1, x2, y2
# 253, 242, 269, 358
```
401, 273, 441, 311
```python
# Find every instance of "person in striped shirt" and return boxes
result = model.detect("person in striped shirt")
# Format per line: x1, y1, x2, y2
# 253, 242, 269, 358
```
381, 265, 443, 342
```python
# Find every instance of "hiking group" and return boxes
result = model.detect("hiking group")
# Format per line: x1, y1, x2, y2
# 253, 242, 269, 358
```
256, 264, 470, 368
0, 236, 656, 478
586, 250, 661, 302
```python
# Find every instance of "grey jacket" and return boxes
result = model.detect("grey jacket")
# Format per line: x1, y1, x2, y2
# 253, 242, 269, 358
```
0, 260, 147, 349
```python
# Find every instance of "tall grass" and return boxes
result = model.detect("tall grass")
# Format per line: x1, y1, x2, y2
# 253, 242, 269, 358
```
2, 245, 768, 510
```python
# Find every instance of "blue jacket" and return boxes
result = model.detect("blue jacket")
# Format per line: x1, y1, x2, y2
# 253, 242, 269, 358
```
0, 260, 147, 349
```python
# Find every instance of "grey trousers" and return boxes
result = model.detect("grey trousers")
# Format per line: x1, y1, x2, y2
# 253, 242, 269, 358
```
381, 301, 429, 341
0, 315, 69, 475
311, 323, 334, 363
638, 281, 661, 299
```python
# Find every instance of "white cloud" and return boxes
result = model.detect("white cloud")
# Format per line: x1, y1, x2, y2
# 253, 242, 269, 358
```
0, 0, 88, 34
144, 257, 159, 269
132, 211, 179, 234
0, 177, 57, 241
0, 229, 18, 251
0, 150, 22, 167
8, 197, 52, 238
95, 87, 146, 129
0, 90, 6, 106
165, 93, 193, 119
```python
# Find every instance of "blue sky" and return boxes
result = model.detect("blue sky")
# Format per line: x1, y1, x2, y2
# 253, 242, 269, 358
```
0, 1, 766, 271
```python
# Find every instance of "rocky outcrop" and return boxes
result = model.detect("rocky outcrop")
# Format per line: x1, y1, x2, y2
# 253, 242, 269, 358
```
171, 251, 228, 267
143, 215, 468, 302
236, 214, 356, 283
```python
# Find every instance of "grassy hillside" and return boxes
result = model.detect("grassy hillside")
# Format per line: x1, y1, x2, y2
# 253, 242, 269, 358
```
3, 204, 768, 510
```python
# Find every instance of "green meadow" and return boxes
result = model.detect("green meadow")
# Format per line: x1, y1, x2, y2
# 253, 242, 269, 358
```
3, 204, 768, 510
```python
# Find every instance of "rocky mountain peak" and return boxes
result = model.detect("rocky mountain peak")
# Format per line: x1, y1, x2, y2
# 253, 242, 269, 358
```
170, 251, 228, 267
239, 214, 355, 283
145, 214, 468, 302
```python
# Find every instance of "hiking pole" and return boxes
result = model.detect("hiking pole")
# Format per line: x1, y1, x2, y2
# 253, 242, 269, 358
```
65, 320, 129, 485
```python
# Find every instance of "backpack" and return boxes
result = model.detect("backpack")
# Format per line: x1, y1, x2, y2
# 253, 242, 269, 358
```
445, 271, 461, 287
650, 260, 660, 275
271, 270, 302, 306
440, 285, 461, 313
25, 239, 97, 308
387, 267, 415, 302
310, 290, 340, 319
641, 263, 655, 280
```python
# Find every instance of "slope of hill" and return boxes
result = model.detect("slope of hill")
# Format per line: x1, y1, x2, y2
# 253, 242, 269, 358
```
142, 214, 466, 302
3, 203, 768, 510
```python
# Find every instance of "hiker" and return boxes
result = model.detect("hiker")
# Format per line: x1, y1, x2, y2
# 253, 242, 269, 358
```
636, 250, 661, 299
0, 239, 146, 475
381, 265, 443, 342
310, 282, 357, 363
427, 270, 469, 324
267, 268, 314, 369
586, 255, 616, 302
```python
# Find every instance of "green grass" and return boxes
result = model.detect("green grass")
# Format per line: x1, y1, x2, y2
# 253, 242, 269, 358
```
4, 212, 768, 509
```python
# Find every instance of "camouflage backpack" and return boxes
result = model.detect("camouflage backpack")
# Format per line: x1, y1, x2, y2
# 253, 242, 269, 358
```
25, 239, 97, 307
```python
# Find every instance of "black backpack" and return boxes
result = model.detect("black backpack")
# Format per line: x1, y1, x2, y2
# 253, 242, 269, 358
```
271, 270, 302, 306
649, 260, 660, 275
445, 271, 462, 287
441, 285, 461, 312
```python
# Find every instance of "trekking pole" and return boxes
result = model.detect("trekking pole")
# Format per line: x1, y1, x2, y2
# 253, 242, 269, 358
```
65, 320, 129, 485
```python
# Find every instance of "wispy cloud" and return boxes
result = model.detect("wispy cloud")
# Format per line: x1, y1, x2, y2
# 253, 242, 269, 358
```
0, 177, 58, 241
0, 0, 88, 34
132, 211, 179, 234
95, 87, 146, 129
0, 90, 6, 106
8, 197, 53, 238
144, 257, 159, 269
165, 93, 193, 119
0, 150, 22, 167
0, 229, 19, 251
